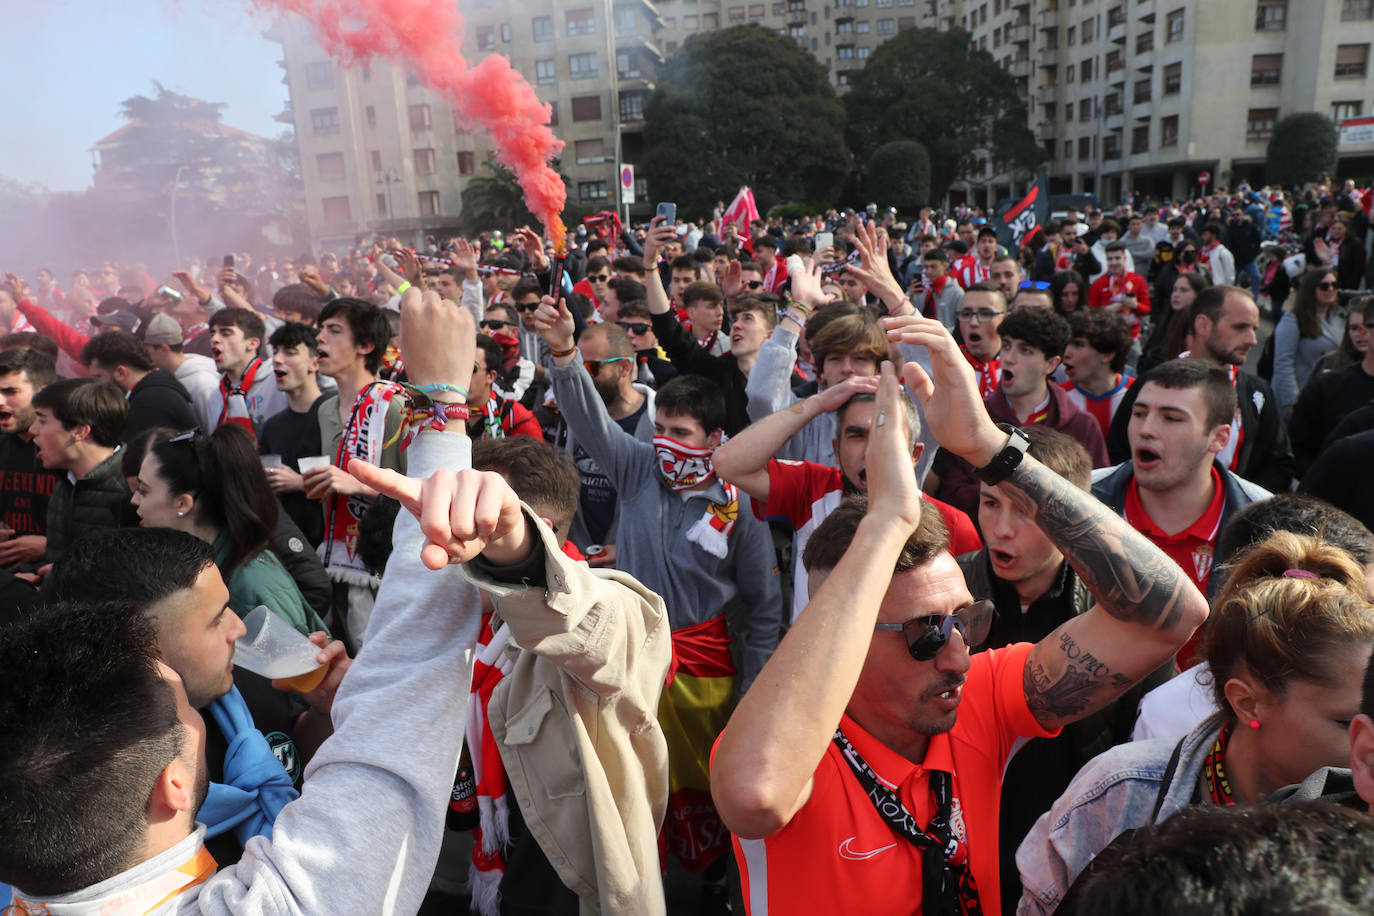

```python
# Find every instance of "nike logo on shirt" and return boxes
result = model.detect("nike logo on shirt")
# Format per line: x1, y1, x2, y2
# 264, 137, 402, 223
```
837, 836, 897, 861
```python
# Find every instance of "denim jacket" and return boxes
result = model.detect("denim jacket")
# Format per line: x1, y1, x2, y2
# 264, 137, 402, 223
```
1015, 713, 1226, 914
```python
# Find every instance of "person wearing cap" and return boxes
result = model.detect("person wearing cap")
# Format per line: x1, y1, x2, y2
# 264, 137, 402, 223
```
80, 330, 197, 442
143, 313, 222, 435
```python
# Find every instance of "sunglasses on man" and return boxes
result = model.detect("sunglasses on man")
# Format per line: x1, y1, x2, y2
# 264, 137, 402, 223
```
617, 321, 652, 335
873, 599, 993, 661
479, 319, 511, 332
584, 356, 630, 375
587, 273, 611, 283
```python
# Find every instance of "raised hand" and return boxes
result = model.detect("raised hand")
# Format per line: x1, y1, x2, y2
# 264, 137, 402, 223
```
641, 214, 677, 266
515, 226, 548, 271
400, 288, 476, 390
789, 256, 828, 311
4, 273, 28, 302
863, 361, 922, 533
720, 259, 744, 300
847, 222, 902, 304
531, 294, 576, 352
298, 264, 330, 298
809, 373, 881, 413
390, 248, 424, 287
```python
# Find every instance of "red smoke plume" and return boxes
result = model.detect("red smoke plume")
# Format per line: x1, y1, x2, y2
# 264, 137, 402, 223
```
260, 0, 567, 248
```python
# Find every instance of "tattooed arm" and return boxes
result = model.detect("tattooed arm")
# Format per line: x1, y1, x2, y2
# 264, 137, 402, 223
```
882, 313, 1210, 733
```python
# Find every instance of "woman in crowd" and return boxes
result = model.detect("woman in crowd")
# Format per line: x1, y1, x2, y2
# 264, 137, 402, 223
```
1273, 267, 1346, 415
1313, 296, 1373, 375
130, 425, 328, 636
1050, 270, 1087, 316
1139, 272, 1209, 376
1017, 531, 1374, 914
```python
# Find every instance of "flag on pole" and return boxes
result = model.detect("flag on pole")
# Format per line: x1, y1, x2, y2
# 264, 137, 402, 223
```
721, 186, 760, 230
994, 171, 1050, 251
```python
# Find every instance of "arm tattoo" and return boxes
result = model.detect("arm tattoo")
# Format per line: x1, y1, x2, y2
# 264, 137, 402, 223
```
1001, 456, 1191, 631
1024, 631, 1134, 722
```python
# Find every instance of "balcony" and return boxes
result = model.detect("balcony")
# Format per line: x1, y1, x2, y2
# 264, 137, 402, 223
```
1038, 5, 1057, 30
274, 103, 295, 125
1039, 44, 1059, 67
615, 0, 666, 29
615, 29, 665, 62
1008, 22, 1031, 44
1011, 55, 1032, 79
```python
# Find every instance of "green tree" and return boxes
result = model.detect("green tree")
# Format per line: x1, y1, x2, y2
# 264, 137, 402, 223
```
1267, 113, 1339, 188
461, 160, 574, 232
865, 140, 931, 210
844, 28, 1043, 203
642, 25, 849, 215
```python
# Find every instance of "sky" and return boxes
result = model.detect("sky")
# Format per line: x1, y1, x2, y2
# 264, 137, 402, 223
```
0, 0, 291, 192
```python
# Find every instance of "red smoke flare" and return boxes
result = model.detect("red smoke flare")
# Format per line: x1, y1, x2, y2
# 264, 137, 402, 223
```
260, 0, 567, 248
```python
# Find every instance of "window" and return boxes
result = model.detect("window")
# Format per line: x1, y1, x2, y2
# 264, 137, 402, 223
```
837, 44, 854, 58
370, 150, 382, 172
566, 8, 596, 34
1105, 92, 1121, 115
877, 17, 894, 33
773, 2, 785, 14
1103, 134, 1120, 159
1333, 100, 1364, 121
855, 20, 870, 32
413, 148, 436, 176
1080, 58, 1092, 80
1067, 63, 1075, 82
501, 23, 511, 41
1163, 61, 1181, 94
476, 26, 496, 49
579, 180, 609, 203
418, 191, 440, 217
408, 104, 431, 131
571, 95, 602, 121
548, 101, 558, 126
704, 12, 719, 26
837, 20, 853, 33
310, 107, 340, 135
365, 105, 376, 128
685, 13, 699, 28
316, 152, 345, 181
857, 45, 872, 57
1079, 97, 1094, 120
1067, 25, 1076, 44
1255, 0, 1287, 30
305, 61, 333, 90
533, 15, 553, 40
1108, 5, 1124, 27
1082, 17, 1093, 41
1132, 123, 1150, 153
536, 58, 556, 84
1246, 108, 1277, 142
1064, 140, 1073, 160
1077, 136, 1092, 159
1336, 44, 1370, 78
838, 72, 851, 87
617, 52, 640, 77
457, 151, 475, 174
878, 0, 894, 7
1250, 53, 1282, 86
1161, 114, 1179, 146
1342, 0, 1374, 20
621, 93, 645, 121
749, 3, 765, 18
1133, 76, 1151, 104
789, 23, 805, 35
570, 52, 599, 79
1166, 8, 1184, 41
1136, 29, 1153, 53
361, 65, 371, 82
575, 138, 605, 163
1106, 49, 1122, 72
375, 193, 387, 217
728, 5, 745, 22
322, 196, 351, 222
616, 7, 639, 35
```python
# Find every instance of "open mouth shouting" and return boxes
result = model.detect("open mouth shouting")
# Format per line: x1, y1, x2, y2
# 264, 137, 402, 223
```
1134, 446, 1163, 471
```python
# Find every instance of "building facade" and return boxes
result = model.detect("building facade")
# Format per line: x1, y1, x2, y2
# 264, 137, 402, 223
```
273, 0, 1374, 249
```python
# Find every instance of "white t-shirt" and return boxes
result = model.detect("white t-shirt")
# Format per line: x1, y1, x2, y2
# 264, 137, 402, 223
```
1132, 661, 1221, 742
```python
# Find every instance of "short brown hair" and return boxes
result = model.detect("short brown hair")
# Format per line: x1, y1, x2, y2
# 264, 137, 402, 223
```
471, 437, 581, 536
1022, 426, 1091, 491
729, 294, 779, 330
810, 312, 889, 372
802, 494, 948, 575
682, 281, 724, 310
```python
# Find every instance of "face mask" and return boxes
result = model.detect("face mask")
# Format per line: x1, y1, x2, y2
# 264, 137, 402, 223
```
1181, 250, 1198, 265
654, 435, 715, 490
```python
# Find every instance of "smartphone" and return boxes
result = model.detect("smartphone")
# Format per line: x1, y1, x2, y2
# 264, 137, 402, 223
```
656, 202, 677, 226
223, 254, 235, 270
815, 232, 834, 251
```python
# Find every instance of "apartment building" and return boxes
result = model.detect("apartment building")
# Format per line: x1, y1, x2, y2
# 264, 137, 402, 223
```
950, 0, 1374, 207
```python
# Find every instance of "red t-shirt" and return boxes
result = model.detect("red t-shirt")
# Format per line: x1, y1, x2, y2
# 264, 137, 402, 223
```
1087, 272, 1151, 338
723, 642, 1056, 915
1123, 466, 1225, 667
1059, 374, 1135, 440
758, 458, 983, 621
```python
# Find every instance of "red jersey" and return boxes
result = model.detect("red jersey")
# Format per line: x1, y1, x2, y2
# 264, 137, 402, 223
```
952, 254, 992, 290
1087, 272, 1151, 337
757, 458, 981, 621
1059, 374, 1135, 439
722, 643, 1057, 916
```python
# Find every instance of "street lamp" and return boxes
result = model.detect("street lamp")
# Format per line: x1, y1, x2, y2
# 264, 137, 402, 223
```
169, 164, 188, 268
376, 167, 400, 224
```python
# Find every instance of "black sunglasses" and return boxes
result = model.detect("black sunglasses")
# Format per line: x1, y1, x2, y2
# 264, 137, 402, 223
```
744, 280, 764, 289
1318, 281, 1337, 291
873, 599, 994, 660
515, 302, 540, 313
587, 273, 611, 282
479, 319, 511, 331
618, 321, 651, 335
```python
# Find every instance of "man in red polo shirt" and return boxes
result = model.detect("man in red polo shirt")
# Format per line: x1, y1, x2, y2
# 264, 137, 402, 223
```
1090, 358, 1270, 666
713, 375, 982, 622
711, 317, 1208, 916
1087, 242, 1151, 338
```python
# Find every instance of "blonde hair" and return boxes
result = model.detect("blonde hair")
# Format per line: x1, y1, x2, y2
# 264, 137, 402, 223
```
1206, 531, 1374, 716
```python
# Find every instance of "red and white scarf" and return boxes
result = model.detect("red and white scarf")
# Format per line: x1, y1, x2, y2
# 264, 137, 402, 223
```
466, 612, 514, 916
217, 357, 264, 439
183, 323, 208, 346
320, 380, 407, 587
653, 436, 740, 557
473, 392, 507, 440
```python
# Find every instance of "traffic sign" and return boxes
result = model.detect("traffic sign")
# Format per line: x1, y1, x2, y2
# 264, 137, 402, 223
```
620, 165, 635, 205
1197, 171, 1211, 185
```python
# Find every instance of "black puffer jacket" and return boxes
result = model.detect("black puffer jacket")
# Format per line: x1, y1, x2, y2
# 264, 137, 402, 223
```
44, 445, 138, 566
126, 369, 197, 441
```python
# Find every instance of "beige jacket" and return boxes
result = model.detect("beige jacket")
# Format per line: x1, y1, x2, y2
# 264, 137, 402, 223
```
464, 509, 672, 916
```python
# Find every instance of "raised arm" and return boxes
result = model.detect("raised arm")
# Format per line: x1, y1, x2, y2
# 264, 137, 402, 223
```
714, 374, 879, 503
640, 216, 676, 316
884, 314, 1209, 732
711, 362, 921, 839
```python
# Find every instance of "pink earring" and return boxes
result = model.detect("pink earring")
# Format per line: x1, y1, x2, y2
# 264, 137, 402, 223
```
1248, 719, 1261, 730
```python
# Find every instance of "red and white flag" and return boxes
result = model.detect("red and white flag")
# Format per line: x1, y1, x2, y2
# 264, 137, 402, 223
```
721, 186, 760, 230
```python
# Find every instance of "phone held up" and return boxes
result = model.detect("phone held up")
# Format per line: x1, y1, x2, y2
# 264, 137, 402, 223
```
656, 202, 677, 227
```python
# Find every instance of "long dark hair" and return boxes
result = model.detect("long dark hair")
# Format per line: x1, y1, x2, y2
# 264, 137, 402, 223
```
1050, 270, 1087, 315
148, 426, 277, 575
1291, 267, 1340, 340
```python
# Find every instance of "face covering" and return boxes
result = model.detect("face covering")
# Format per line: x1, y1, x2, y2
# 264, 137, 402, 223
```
654, 435, 715, 490
1181, 249, 1198, 265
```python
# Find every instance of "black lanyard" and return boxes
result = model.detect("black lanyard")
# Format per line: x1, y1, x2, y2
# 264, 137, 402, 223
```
832, 728, 983, 916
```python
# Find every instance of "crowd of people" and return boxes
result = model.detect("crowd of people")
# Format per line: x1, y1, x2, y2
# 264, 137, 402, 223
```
3, 175, 1374, 916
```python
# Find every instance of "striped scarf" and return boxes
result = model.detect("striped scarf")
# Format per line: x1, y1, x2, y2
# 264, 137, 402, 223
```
466, 612, 514, 916
217, 357, 264, 440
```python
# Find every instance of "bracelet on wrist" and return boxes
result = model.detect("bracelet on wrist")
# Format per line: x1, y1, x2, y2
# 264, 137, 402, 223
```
400, 402, 472, 442
413, 382, 469, 399
550, 344, 577, 359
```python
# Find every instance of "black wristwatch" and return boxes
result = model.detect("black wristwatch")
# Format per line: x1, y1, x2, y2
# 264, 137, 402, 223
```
974, 423, 1030, 486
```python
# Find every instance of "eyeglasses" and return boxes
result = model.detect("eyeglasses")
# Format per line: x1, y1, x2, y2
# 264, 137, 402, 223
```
957, 308, 1005, 322
479, 319, 511, 331
873, 599, 994, 661
1019, 281, 1051, 291
584, 356, 630, 375
618, 321, 652, 335
1318, 281, 1337, 292
515, 301, 541, 313
587, 273, 611, 282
